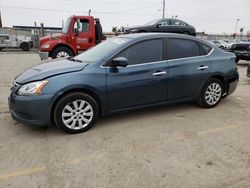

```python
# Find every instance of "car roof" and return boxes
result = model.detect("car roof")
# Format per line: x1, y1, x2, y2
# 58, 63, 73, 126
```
117, 33, 212, 46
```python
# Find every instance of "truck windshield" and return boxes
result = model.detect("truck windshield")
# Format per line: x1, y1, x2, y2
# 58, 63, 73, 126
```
62, 17, 71, 34
75, 37, 132, 62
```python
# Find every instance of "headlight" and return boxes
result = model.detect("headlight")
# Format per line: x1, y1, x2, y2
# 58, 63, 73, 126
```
41, 44, 50, 49
17, 80, 48, 96
129, 29, 139, 33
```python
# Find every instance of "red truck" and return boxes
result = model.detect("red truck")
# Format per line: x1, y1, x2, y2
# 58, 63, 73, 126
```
39, 15, 103, 59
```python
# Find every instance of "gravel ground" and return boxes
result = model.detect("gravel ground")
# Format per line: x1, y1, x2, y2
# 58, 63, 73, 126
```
0, 53, 250, 188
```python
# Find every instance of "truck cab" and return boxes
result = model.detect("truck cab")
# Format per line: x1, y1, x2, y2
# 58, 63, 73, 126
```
39, 15, 101, 59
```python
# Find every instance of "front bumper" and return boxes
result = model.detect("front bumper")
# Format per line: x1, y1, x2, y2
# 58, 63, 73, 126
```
8, 92, 54, 126
39, 51, 49, 60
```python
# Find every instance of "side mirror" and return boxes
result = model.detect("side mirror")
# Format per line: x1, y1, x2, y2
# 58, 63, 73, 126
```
155, 23, 162, 28
73, 28, 79, 35
112, 57, 128, 67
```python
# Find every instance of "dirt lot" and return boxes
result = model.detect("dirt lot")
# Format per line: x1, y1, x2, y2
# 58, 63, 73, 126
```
0, 53, 250, 188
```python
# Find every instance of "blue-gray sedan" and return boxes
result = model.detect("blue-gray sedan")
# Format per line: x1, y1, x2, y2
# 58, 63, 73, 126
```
9, 33, 239, 133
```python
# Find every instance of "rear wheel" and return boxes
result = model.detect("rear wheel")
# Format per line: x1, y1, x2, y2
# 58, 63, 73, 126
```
20, 43, 30, 51
51, 47, 73, 59
54, 92, 99, 134
197, 78, 223, 108
182, 31, 190, 35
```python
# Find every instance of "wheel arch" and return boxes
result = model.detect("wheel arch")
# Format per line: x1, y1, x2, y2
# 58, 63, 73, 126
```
50, 43, 76, 57
198, 75, 228, 98
50, 88, 104, 124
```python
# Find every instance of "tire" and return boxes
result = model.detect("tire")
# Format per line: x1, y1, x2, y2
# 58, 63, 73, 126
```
20, 43, 30, 51
197, 78, 224, 108
235, 57, 240, 64
54, 92, 99, 134
0, 48, 3, 51
51, 47, 73, 59
182, 31, 190, 35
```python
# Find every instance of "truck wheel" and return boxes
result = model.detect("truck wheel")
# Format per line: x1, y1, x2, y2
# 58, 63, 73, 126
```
52, 47, 73, 59
53, 92, 99, 134
20, 43, 30, 51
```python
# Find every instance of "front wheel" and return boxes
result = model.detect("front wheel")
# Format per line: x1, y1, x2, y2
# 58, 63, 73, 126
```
197, 78, 223, 108
54, 93, 99, 133
51, 47, 73, 59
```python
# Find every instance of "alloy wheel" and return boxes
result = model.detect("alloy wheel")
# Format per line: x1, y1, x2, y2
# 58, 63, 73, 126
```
62, 100, 93, 130
205, 83, 222, 105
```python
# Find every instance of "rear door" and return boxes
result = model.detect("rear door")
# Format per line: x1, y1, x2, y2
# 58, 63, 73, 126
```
106, 39, 168, 112
166, 38, 212, 101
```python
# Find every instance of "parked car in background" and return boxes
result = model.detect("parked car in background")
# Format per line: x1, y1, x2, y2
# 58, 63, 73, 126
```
124, 18, 196, 36
0, 34, 31, 51
9, 33, 238, 134
227, 42, 250, 63
210, 40, 230, 50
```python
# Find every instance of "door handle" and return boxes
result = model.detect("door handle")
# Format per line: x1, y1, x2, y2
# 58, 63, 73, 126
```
152, 71, 167, 76
197, 65, 209, 70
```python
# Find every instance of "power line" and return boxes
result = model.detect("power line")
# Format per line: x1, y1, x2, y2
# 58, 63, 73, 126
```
1, 6, 160, 16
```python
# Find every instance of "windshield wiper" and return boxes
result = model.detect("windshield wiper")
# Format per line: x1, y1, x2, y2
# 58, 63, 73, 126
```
67, 57, 83, 63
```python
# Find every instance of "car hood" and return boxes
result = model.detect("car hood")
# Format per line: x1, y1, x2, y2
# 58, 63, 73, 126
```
15, 59, 88, 84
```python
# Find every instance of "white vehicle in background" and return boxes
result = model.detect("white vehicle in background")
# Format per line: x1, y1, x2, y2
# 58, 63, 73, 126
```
210, 40, 231, 50
0, 34, 32, 51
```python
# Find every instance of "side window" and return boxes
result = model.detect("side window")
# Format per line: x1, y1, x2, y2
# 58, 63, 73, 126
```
159, 20, 170, 27
73, 19, 89, 33
199, 43, 212, 55
167, 38, 200, 60
172, 20, 185, 26
118, 39, 163, 65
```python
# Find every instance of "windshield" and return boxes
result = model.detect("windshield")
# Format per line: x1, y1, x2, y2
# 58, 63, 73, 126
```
144, 19, 160, 26
62, 17, 71, 34
75, 37, 132, 62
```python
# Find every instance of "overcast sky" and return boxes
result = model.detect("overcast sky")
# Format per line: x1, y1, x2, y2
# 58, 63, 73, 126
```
0, 0, 249, 34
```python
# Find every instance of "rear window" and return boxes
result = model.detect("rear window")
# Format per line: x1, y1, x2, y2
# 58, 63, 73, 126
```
167, 38, 200, 60
199, 43, 212, 55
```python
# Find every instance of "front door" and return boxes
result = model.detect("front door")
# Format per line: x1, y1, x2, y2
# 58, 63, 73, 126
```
106, 39, 168, 112
72, 18, 95, 52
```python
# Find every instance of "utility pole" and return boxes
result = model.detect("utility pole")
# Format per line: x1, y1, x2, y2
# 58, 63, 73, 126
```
162, 0, 165, 18
234, 18, 240, 39
0, 10, 2, 28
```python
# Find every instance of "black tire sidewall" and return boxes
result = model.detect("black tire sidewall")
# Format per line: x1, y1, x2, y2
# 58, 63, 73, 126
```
20, 43, 29, 51
198, 78, 223, 108
52, 47, 73, 59
54, 93, 99, 133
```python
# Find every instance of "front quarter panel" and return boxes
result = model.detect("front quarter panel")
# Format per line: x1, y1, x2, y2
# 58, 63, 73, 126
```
41, 64, 107, 115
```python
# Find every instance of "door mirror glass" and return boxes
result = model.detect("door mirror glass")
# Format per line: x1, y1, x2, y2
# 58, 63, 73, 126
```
112, 57, 128, 67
